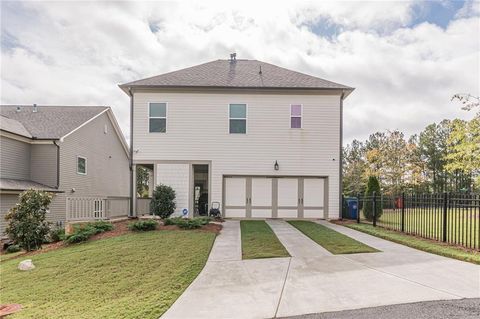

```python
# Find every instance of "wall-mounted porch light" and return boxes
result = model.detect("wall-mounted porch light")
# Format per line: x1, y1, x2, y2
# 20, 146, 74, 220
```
274, 160, 279, 171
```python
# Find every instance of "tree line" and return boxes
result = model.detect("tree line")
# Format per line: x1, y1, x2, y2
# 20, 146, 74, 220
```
343, 101, 479, 196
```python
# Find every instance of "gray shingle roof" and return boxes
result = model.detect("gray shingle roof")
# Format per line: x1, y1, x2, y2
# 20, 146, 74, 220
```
0, 105, 108, 139
120, 59, 353, 90
0, 115, 32, 138
0, 178, 62, 192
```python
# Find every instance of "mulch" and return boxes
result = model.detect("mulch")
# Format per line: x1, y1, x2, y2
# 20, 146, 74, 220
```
0, 219, 223, 261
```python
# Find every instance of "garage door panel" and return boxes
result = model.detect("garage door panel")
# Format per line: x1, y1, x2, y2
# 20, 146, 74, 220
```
251, 209, 272, 218
251, 178, 272, 207
303, 209, 324, 218
278, 209, 298, 218
225, 208, 246, 218
225, 177, 246, 207
278, 178, 298, 207
303, 178, 324, 207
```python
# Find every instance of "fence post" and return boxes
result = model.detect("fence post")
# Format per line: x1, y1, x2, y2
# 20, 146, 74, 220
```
356, 196, 360, 224
373, 191, 377, 227
401, 192, 405, 232
442, 192, 448, 242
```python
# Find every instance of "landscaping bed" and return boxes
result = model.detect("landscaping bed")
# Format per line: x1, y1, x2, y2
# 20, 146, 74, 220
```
1, 219, 222, 262
0, 228, 217, 318
287, 220, 378, 254
240, 220, 290, 259
336, 220, 480, 264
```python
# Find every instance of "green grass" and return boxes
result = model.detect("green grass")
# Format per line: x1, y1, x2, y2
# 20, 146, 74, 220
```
362, 208, 479, 249
0, 230, 216, 319
287, 220, 379, 254
240, 220, 290, 259
346, 222, 480, 265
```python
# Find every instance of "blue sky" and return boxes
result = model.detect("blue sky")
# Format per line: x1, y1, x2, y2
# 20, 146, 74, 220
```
1, 0, 479, 143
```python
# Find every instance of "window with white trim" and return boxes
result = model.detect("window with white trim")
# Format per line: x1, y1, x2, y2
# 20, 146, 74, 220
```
149, 103, 167, 133
290, 104, 302, 128
77, 156, 87, 175
229, 104, 247, 134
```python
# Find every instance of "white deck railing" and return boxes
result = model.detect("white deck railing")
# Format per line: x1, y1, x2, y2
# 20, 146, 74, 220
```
66, 197, 107, 221
66, 196, 131, 221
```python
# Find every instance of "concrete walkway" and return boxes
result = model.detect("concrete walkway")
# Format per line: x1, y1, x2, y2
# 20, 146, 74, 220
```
161, 220, 480, 319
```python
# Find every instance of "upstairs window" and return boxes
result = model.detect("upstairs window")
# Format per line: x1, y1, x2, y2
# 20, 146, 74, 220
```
229, 104, 247, 134
149, 103, 167, 133
290, 104, 302, 128
77, 156, 87, 175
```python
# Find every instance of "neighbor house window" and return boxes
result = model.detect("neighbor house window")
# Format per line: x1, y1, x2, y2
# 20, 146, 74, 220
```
149, 102, 167, 133
229, 104, 247, 134
290, 104, 302, 128
77, 156, 87, 175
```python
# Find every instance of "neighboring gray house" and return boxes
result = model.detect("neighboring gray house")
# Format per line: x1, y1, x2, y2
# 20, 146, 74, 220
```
0, 105, 130, 236
120, 57, 353, 219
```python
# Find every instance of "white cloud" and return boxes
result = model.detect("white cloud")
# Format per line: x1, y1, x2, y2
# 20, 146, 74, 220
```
1, 1, 479, 144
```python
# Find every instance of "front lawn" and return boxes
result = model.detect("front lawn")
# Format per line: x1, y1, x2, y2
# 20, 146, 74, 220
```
0, 230, 216, 319
240, 220, 290, 259
345, 222, 480, 264
287, 220, 379, 254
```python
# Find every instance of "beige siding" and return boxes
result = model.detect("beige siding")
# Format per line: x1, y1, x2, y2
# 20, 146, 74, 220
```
0, 194, 17, 236
58, 112, 130, 222
0, 136, 31, 180
133, 91, 341, 218
0, 193, 64, 236
31, 144, 57, 188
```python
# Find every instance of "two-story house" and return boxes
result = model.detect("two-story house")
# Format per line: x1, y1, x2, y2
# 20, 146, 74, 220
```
121, 57, 353, 219
0, 105, 130, 235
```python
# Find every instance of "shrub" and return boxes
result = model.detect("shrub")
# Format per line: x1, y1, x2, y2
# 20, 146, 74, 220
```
89, 221, 114, 232
175, 218, 203, 229
5, 190, 52, 251
65, 227, 98, 244
128, 220, 158, 231
164, 217, 211, 229
50, 228, 66, 242
163, 217, 182, 226
196, 216, 211, 225
363, 176, 383, 221
150, 184, 176, 219
64, 221, 114, 244
5, 244, 21, 254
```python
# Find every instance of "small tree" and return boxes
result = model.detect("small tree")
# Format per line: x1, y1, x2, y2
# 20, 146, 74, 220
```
363, 176, 383, 221
5, 190, 52, 251
150, 184, 176, 219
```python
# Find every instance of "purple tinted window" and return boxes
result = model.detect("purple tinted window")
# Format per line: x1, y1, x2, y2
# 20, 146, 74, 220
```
291, 117, 301, 128
291, 105, 302, 116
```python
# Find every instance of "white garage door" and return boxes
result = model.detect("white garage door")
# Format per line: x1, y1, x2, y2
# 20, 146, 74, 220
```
251, 177, 273, 218
223, 176, 326, 219
303, 178, 325, 218
277, 178, 298, 218
224, 177, 247, 218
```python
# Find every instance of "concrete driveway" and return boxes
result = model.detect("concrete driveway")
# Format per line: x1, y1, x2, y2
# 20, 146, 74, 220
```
161, 220, 479, 319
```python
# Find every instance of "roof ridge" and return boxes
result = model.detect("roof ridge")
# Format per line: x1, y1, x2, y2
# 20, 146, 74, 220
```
120, 60, 223, 87
119, 58, 354, 91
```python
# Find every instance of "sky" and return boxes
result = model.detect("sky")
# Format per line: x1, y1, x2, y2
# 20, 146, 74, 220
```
1, 0, 479, 145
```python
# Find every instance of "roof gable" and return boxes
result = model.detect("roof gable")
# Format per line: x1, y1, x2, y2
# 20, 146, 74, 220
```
120, 59, 353, 91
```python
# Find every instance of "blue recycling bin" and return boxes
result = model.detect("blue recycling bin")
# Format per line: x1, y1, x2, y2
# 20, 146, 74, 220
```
344, 197, 358, 220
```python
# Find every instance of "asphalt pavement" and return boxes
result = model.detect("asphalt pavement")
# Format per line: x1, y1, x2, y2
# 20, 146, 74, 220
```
279, 298, 480, 319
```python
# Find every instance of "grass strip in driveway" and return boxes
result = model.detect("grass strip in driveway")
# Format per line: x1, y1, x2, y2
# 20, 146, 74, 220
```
287, 220, 379, 254
0, 230, 216, 319
241, 220, 290, 259
345, 223, 480, 264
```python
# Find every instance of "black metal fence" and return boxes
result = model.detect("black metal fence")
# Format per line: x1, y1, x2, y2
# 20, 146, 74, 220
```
356, 192, 480, 251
